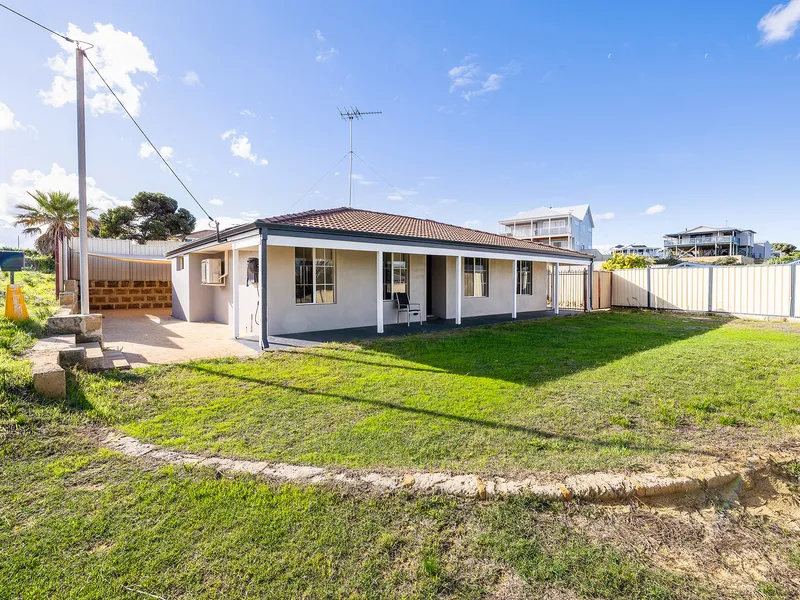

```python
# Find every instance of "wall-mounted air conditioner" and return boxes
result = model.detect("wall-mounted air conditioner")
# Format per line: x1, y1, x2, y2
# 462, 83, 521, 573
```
201, 258, 227, 286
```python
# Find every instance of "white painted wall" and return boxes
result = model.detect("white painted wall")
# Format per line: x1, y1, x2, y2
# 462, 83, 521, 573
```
171, 256, 189, 320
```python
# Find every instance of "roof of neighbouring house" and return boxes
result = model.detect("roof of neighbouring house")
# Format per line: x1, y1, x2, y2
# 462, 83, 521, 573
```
258, 207, 590, 258
664, 225, 756, 236
499, 204, 593, 224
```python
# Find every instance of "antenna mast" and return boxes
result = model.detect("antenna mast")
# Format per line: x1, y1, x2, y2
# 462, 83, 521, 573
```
339, 106, 382, 208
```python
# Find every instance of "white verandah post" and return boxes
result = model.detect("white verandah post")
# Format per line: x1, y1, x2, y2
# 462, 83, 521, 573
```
512, 258, 517, 319
376, 250, 384, 333
554, 262, 560, 315
231, 248, 239, 338
455, 255, 462, 325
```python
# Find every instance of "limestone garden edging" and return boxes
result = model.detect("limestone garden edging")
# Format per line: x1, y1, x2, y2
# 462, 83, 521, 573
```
100, 429, 795, 503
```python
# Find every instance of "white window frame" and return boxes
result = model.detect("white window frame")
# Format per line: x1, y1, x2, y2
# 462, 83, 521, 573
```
383, 252, 410, 302
516, 260, 533, 295
295, 247, 336, 305
464, 257, 489, 298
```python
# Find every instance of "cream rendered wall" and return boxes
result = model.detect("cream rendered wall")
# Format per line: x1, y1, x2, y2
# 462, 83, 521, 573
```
236, 250, 261, 336
211, 250, 233, 325
171, 256, 190, 320
461, 258, 514, 318
516, 261, 548, 312
266, 246, 378, 335
187, 253, 215, 322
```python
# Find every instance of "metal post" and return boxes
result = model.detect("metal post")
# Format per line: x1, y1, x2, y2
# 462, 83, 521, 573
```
455, 255, 462, 325
259, 236, 268, 350
348, 118, 353, 208
708, 266, 714, 313
790, 263, 796, 319
587, 260, 594, 311
512, 259, 517, 318
376, 251, 384, 333
76, 46, 90, 315
646, 267, 651, 309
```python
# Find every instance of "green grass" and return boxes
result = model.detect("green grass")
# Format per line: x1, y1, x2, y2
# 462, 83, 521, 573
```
2, 274, 799, 598
1, 444, 711, 599
78, 310, 800, 474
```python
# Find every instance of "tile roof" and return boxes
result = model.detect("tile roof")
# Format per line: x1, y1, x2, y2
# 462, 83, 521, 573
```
259, 207, 590, 258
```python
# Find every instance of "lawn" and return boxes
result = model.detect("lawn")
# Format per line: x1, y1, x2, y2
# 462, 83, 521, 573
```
80, 310, 800, 474
3, 273, 800, 599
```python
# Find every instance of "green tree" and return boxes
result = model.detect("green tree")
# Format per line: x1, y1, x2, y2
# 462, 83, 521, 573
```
97, 206, 138, 239
769, 251, 800, 264
96, 192, 196, 242
601, 254, 650, 271
771, 242, 796, 255
13, 190, 97, 255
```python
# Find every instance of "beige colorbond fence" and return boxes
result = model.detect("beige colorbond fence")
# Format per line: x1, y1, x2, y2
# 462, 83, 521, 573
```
607, 263, 799, 318
68, 238, 181, 282
593, 270, 612, 309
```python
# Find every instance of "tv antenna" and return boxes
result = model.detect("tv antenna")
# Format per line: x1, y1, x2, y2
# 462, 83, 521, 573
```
339, 106, 382, 207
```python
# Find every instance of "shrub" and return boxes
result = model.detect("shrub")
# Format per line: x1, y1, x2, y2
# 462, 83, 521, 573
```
601, 254, 650, 271
713, 256, 739, 266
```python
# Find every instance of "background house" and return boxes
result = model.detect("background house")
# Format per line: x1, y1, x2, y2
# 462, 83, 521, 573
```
609, 244, 664, 259
663, 226, 758, 258
498, 204, 594, 251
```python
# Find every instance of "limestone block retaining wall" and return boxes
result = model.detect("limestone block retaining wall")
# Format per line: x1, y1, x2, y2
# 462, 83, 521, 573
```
89, 280, 172, 311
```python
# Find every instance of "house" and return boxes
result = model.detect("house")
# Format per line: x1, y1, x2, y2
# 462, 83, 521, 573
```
753, 241, 772, 260
663, 226, 757, 258
165, 207, 593, 348
498, 204, 594, 251
609, 243, 664, 259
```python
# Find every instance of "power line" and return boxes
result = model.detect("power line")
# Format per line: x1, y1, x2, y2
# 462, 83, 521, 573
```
0, 2, 93, 47
82, 52, 215, 223
353, 153, 431, 219
288, 152, 350, 211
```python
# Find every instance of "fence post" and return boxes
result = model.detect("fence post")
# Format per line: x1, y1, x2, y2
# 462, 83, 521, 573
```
587, 261, 594, 311
707, 267, 713, 313
791, 263, 797, 318
646, 267, 651, 309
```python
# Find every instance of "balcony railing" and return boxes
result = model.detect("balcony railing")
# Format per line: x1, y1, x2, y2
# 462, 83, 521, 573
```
503, 226, 569, 237
664, 236, 740, 247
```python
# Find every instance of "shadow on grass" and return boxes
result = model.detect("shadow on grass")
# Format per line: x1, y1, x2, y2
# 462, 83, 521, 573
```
184, 362, 717, 458
359, 310, 730, 387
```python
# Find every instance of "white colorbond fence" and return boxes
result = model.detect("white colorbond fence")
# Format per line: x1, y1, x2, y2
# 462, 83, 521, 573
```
68, 238, 181, 282
608, 262, 800, 319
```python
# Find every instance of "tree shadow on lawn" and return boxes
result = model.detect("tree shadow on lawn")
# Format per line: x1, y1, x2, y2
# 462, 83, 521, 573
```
183, 362, 719, 459
313, 311, 730, 389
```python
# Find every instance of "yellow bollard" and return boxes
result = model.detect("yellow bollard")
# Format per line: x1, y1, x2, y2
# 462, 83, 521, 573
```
4, 284, 29, 321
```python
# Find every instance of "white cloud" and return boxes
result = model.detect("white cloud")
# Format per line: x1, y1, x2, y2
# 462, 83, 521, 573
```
643, 204, 666, 215
240, 109, 256, 117
314, 29, 326, 42
211, 216, 248, 231
463, 219, 481, 228
241, 210, 260, 218
0, 102, 21, 131
351, 173, 375, 185
181, 71, 201, 86
221, 129, 268, 165
0, 163, 122, 235
448, 55, 507, 101
209, 198, 224, 206
40, 23, 157, 117
229, 170, 240, 177
387, 189, 419, 201
138, 142, 173, 159
594, 211, 615, 220
316, 47, 338, 62
758, 0, 800, 43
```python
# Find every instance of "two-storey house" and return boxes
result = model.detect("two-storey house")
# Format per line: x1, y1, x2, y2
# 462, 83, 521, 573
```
498, 205, 594, 251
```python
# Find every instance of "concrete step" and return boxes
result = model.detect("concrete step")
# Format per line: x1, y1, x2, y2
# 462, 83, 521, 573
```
77, 341, 105, 371
101, 349, 131, 371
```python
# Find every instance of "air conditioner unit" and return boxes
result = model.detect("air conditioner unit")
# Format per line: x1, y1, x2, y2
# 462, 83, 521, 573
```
201, 258, 227, 286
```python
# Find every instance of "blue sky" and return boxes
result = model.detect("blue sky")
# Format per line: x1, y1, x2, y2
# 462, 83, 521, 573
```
1, 1, 800, 251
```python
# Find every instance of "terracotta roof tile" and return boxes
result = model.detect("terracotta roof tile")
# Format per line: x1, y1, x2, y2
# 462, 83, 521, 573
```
260, 208, 590, 258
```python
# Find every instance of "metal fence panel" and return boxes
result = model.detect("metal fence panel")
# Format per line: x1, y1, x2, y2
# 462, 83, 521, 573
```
610, 268, 649, 307
651, 267, 709, 312
592, 270, 612, 309
68, 238, 180, 282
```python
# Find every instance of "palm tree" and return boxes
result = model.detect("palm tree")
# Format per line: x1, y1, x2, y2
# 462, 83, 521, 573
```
14, 190, 98, 296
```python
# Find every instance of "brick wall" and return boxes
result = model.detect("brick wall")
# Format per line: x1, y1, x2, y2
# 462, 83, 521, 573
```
89, 280, 172, 311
